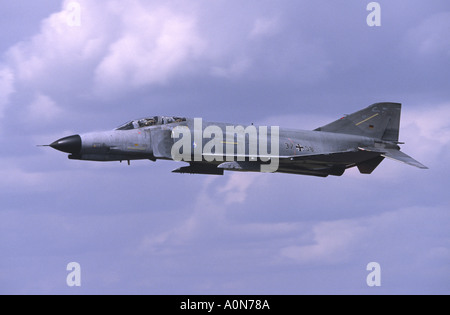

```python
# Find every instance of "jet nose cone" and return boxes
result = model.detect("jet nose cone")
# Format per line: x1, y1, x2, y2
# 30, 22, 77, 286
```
50, 135, 82, 154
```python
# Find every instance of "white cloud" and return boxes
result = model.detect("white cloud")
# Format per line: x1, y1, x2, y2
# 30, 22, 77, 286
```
280, 220, 365, 264
0, 166, 45, 192
403, 104, 450, 144
138, 172, 450, 293
6, 1, 107, 84
94, 5, 206, 92
26, 94, 62, 123
258, 113, 334, 131
210, 58, 251, 79
139, 172, 267, 252
401, 104, 450, 165
3, 0, 206, 100
249, 17, 281, 39
0, 67, 15, 118
217, 172, 264, 205
406, 12, 450, 56
0, 0, 334, 111
280, 205, 450, 269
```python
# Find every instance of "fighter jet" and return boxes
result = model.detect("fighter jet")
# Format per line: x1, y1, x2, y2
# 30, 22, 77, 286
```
46, 102, 427, 177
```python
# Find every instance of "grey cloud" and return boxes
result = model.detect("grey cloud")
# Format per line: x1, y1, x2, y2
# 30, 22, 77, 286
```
1, 0, 449, 295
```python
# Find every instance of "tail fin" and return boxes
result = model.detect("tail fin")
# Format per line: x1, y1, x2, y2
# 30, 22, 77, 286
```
315, 102, 401, 141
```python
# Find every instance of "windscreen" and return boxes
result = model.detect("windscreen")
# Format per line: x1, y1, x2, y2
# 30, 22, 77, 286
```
115, 116, 186, 130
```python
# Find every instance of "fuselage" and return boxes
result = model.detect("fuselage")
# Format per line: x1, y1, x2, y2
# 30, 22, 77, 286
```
53, 118, 376, 163
48, 103, 428, 176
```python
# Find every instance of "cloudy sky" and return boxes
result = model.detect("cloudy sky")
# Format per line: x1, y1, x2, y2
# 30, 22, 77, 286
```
1, 0, 449, 294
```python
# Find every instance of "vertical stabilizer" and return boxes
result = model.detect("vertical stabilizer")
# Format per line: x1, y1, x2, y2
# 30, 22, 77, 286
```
315, 102, 401, 141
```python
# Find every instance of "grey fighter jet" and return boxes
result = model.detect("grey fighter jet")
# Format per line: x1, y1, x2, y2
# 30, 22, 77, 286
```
46, 102, 427, 177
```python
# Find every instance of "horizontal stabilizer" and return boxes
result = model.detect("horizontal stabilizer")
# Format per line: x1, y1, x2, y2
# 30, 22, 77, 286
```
359, 146, 428, 169
382, 149, 428, 169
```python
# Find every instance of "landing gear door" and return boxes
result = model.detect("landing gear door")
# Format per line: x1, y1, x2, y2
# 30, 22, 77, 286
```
151, 129, 174, 159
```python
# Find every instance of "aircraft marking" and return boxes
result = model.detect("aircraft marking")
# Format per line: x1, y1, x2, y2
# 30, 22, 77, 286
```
355, 113, 379, 126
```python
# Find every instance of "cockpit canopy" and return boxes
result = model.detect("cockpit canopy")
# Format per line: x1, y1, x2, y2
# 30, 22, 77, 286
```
115, 116, 186, 130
